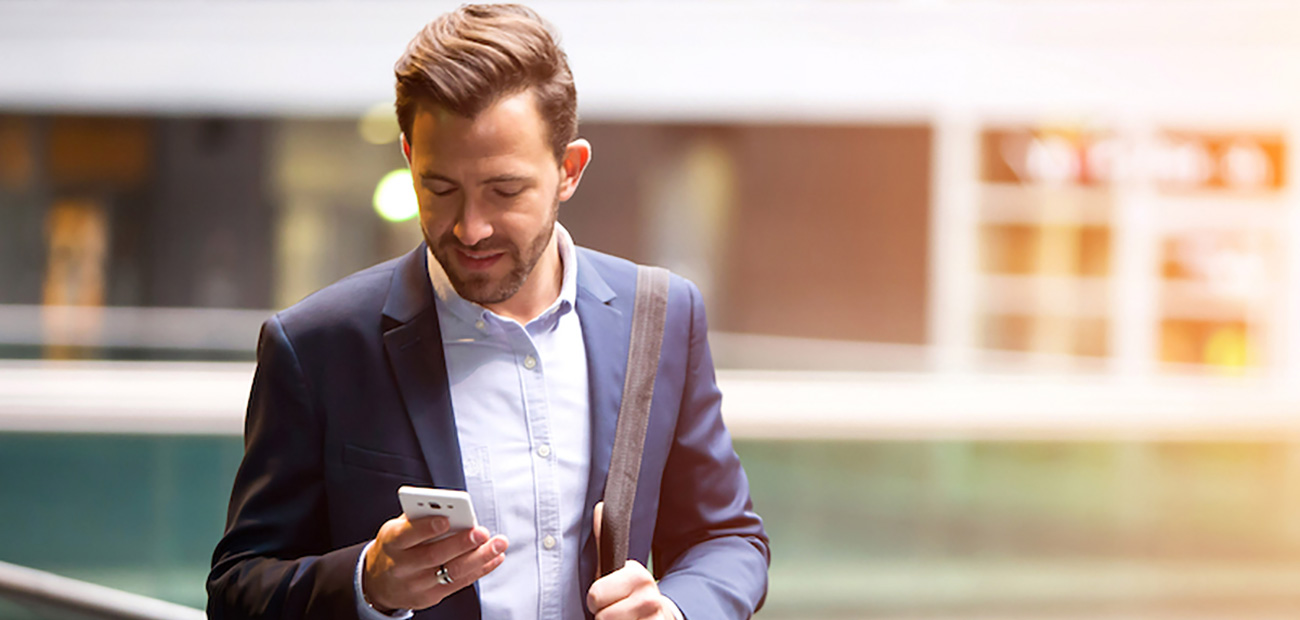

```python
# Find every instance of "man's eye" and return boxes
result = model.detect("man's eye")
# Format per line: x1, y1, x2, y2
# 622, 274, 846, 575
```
494, 186, 524, 198
428, 185, 457, 196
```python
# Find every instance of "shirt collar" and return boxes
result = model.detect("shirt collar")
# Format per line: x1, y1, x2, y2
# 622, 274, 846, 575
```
427, 222, 579, 329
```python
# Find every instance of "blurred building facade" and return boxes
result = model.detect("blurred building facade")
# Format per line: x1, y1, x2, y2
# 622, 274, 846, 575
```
3, 2, 1300, 619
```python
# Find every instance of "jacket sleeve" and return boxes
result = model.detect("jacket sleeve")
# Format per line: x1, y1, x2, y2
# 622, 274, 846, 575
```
207, 315, 364, 620
652, 280, 771, 620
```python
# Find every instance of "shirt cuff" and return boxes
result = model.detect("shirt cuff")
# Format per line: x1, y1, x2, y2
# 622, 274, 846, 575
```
354, 540, 415, 620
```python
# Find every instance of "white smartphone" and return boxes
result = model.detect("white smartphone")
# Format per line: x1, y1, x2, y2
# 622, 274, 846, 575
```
397, 486, 479, 541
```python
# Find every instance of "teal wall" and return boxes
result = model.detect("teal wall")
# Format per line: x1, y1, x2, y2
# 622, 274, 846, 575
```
0, 435, 243, 611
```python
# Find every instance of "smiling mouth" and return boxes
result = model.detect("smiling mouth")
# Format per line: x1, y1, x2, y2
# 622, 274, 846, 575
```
455, 248, 505, 270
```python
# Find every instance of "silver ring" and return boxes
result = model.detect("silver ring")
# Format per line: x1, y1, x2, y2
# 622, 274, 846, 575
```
435, 564, 453, 586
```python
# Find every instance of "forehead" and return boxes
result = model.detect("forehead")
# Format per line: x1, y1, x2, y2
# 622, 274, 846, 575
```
408, 90, 552, 164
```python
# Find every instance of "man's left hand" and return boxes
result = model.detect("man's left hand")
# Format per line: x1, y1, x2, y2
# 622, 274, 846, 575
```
587, 502, 682, 620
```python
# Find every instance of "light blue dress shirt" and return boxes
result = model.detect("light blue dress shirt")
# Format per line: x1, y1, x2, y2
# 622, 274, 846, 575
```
356, 224, 591, 620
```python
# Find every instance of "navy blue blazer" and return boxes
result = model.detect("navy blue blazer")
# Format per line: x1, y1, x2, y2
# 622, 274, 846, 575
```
208, 243, 770, 619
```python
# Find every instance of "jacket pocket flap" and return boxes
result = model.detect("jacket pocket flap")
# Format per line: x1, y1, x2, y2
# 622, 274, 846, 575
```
342, 443, 428, 478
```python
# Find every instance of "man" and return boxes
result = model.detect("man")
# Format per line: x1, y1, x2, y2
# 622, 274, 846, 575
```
207, 4, 769, 620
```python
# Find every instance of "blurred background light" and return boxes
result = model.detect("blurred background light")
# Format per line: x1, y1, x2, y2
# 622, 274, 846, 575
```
372, 168, 417, 222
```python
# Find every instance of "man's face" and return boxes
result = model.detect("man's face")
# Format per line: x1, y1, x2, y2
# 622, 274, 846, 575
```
404, 90, 580, 306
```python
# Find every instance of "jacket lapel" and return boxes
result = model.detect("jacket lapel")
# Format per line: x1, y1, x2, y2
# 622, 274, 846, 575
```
380, 243, 467, 492
574, 249, 629, 591
381, 244, 480, 619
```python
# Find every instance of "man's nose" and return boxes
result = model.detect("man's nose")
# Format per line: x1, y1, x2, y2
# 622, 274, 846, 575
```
453, 199, 493, 247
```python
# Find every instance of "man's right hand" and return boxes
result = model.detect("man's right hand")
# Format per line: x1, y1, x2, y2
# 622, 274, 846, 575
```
362, 515, 509, 612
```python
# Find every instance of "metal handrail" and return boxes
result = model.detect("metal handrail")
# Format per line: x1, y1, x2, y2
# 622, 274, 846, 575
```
0, 560, 205, 620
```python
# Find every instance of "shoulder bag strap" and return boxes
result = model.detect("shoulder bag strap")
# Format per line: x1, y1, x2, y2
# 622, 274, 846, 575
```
599, 265, 670, 577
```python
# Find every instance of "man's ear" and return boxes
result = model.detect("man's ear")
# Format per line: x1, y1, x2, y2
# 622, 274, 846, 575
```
400, 133, 412, 166
557, 138, 592, 202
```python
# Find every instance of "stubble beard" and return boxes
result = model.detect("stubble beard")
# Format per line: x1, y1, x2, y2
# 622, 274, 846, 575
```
426, 196, 559, 307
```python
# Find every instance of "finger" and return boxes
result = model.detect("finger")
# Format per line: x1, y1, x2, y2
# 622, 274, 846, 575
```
401, 525, 491, 571
387, 514, 452, 550
418, 534, 510, 593
592, 592, 664, 620
381, 534, 508, 611
587, 560, 654, 614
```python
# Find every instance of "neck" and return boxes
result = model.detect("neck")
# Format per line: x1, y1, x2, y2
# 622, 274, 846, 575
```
484, 230, 561, 324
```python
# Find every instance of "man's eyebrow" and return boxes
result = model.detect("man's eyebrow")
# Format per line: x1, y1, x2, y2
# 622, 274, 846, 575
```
480, 174, 531, 185
416, 173, 531, 185
418, 172, 456, 184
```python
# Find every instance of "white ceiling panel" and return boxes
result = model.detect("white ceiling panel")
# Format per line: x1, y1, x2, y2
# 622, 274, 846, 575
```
0, 1, 1298, 120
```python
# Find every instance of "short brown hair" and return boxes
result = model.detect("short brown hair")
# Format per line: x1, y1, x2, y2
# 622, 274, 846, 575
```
394, 4, 577, 162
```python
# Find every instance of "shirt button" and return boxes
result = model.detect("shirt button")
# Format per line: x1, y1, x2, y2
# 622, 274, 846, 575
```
475, 319, 486, 331
543, 535, 556, 550
524, 355, 537, 369
537, 444, 551, 458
